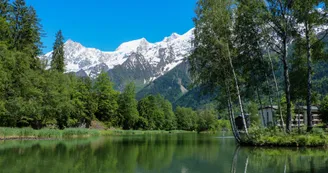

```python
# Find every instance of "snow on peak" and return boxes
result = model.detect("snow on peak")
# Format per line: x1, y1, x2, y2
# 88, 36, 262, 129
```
163, 33, 181, 42
64, 39, 84, 51
65, 39, 75, 44
115, 38, 152, 53
42, 28, 195, 78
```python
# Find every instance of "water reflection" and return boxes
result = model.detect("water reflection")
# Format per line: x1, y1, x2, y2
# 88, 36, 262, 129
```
0, 134, 328, 173
231, 146, 328, 173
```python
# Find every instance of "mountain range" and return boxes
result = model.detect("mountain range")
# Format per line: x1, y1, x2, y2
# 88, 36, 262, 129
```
41, 28, 211, 108
42, 29, 194, 89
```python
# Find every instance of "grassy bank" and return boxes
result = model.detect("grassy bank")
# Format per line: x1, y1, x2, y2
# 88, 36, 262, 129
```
244, 134, 328, 147
0, 128, 195, 140
241, 127, 328, 147
0, 128, 101, 140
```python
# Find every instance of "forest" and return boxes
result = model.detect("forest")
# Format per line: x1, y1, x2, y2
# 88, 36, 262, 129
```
189, 0, 328, 144
2, 0, 328, 141
0, 0, 225, 132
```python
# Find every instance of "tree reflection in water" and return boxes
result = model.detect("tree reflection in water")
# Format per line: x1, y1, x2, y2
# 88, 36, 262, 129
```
1, 134, 328, 173
230, 146, 328, 173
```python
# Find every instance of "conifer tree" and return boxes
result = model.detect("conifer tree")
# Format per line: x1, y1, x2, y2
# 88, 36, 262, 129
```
51, 30, 65, 73
0, 0, 9, 18
0, 17, 9, 43
9, 0, 28, 50
9, 0, 42, 68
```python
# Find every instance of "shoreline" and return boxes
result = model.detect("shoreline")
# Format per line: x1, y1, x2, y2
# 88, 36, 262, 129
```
237, 133, 328, 147
0, 128, 198, 141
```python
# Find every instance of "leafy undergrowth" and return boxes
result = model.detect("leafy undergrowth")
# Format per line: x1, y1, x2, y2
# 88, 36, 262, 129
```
241, 126, 328, 147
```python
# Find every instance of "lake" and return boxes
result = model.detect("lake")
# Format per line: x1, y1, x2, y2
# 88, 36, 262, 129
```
0, 133, 328, 173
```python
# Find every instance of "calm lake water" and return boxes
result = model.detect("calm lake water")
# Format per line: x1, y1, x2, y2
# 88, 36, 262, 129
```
0, 133, 328, 173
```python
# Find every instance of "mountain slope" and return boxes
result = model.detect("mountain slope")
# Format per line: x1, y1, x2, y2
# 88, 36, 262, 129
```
136, 61, 216, 109
136, 61, 191, 102
42, 29, 194, 89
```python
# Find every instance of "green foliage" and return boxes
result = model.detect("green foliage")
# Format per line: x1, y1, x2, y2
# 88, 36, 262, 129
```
189, 0, 234, 92
247, 102, 261, 126
196, 109, 217, 132
290, 38, 308, 101
320, 95, 328, 125
118, 82, 139, 129
136, 95, 174, 130
175, 107, 197, 131
215, 120, 230, 131
161, 99, 177, 130
9, 0, 42, 67
93, 72, 119, 126
280, 96, 295, 120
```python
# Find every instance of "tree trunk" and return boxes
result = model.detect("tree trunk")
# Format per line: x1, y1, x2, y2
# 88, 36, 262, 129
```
297, 103, 301, 134
256, 87, 266, 126
228, 96, 241, 143
282, 38, 292, 133
226, 83, 241, 143
244, 156, 249, 173
231, 147, 240, 173
266, 76, 276, 125
267, 50, 285, 130
227, 44, 249, 136
305, 22, 313, 132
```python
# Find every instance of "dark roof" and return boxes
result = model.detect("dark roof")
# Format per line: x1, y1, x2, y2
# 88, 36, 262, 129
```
259, 106, 278, 110
259, 105, 319, 111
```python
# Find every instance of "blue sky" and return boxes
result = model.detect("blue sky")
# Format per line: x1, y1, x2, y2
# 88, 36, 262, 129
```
25, 0, 197, 53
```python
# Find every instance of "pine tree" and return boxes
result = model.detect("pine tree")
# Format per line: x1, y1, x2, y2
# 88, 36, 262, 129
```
0, 0, 9, 18
51, 30, 65, 73
9, 0, 27, 50
9, 0, 42, 68
0, 16, 9, 43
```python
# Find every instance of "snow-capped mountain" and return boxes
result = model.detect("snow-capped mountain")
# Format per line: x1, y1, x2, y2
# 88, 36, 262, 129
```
42, 29, 194, 85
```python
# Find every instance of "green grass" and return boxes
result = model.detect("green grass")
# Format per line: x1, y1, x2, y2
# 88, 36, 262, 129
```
0, 128, 100, 139
100, 129, 194, 136
0, 128, 194, 140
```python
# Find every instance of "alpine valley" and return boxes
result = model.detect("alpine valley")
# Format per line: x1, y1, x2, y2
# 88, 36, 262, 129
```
41, 28, 214, 108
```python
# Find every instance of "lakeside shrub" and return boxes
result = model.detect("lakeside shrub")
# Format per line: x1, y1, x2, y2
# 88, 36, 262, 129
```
245, 126, 328, 147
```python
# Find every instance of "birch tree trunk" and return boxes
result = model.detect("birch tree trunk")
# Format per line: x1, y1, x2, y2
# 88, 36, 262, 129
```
305, 22, 313, 132
226, 82, 241, 143
244, 156, 249, 173
267, 50, 285, 130
227, 44, 249, 136
228, 96, 241, 143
